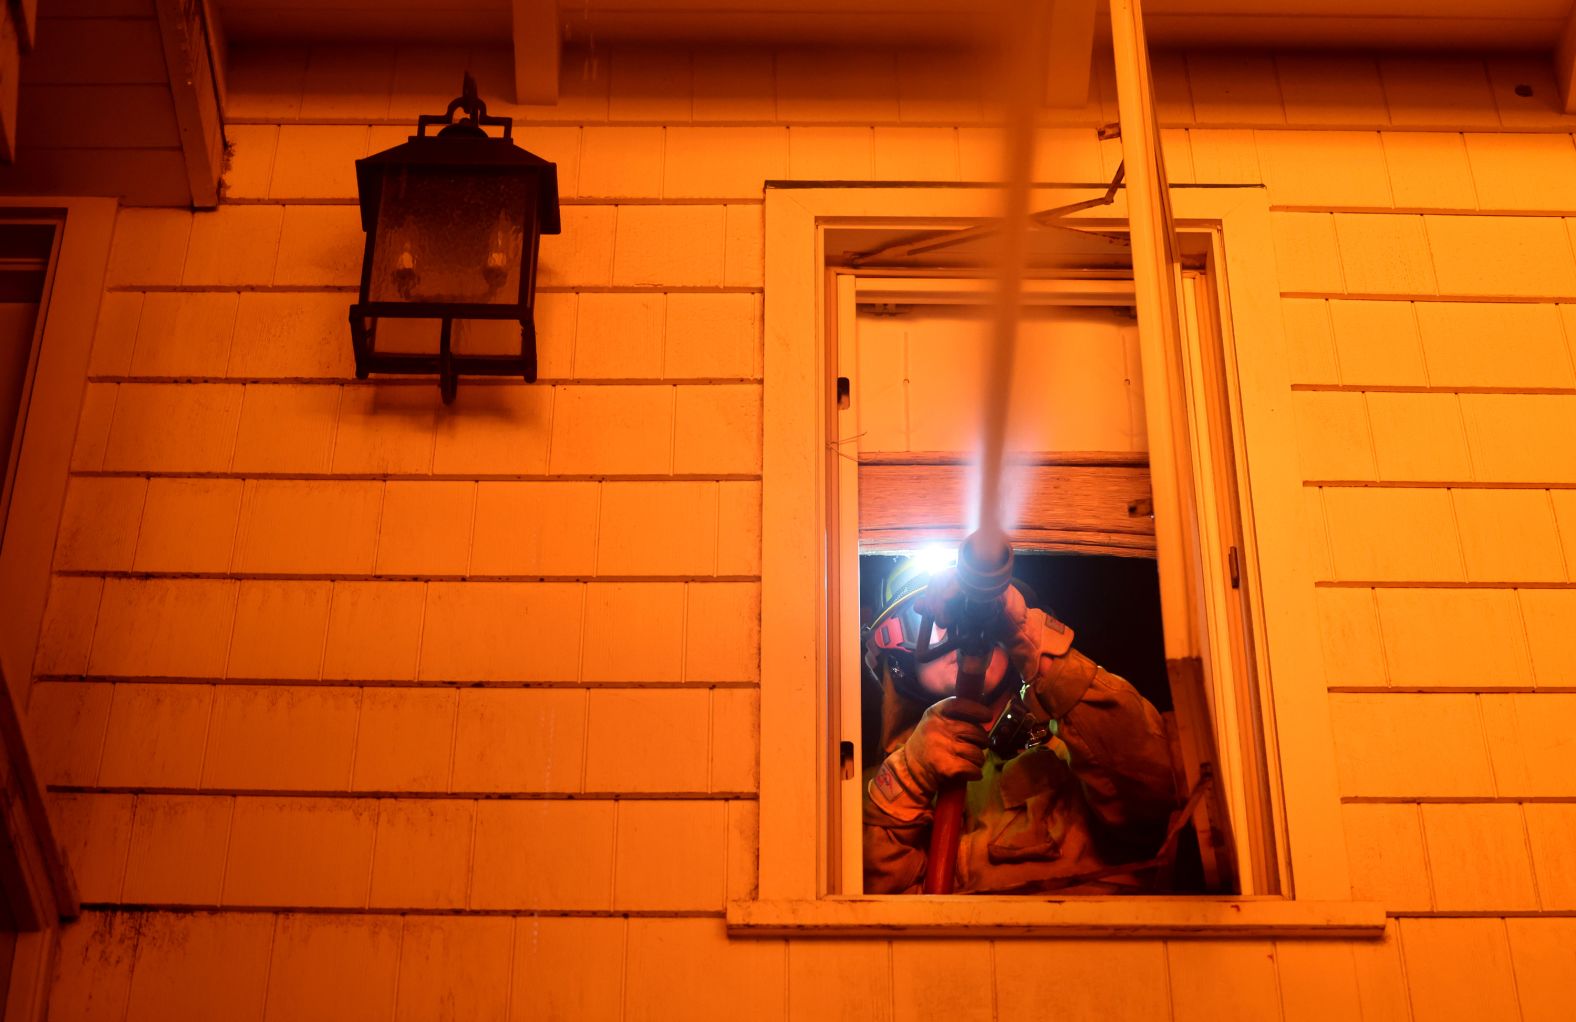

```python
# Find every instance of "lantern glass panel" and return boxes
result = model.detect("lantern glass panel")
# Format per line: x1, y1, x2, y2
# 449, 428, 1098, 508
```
368, 167, 536, 305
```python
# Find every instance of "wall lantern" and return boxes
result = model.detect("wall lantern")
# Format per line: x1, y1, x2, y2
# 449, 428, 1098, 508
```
350, 74, 560, 403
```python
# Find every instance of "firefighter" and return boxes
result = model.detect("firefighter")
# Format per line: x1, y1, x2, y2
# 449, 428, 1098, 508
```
863, 561, 1177, 894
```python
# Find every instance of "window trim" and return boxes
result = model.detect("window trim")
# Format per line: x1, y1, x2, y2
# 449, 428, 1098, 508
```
738, 183, 1384, 938
0, 196, 115, 1017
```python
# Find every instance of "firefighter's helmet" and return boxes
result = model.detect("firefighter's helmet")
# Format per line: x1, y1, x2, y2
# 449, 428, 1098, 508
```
861, 558, 934, 695
863, 558, 1037, 702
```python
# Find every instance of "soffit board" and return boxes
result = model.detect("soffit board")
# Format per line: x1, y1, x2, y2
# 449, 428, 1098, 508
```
210, 0, 1566, 50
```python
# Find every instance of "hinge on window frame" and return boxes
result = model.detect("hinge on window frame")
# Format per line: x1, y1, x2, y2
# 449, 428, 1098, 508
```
1228, 546, 1241, 589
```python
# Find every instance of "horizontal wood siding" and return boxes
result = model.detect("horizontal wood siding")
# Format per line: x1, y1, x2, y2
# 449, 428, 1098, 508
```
26, 41, 1576, 1020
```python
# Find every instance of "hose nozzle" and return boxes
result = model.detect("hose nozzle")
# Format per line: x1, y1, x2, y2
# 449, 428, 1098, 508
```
957, 528, 1014, 604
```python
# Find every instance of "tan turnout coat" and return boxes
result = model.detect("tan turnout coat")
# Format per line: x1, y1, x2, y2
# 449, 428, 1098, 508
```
863, 611, 1178, 895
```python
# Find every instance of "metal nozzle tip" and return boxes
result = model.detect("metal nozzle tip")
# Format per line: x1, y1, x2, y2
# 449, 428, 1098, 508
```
957, 528, 1014, 601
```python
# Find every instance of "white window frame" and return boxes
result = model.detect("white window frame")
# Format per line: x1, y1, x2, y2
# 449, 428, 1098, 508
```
831, 269, 1263, 901
732, 183, 1385, 938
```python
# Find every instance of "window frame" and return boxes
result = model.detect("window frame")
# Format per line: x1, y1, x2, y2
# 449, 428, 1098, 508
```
831, 270, 1259, 901
0, 196, 115, 1017
735, 183, 1384, 938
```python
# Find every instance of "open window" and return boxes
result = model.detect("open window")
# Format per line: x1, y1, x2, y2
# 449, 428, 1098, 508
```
742, 182, 1381, 936
825, 228, 1272, 898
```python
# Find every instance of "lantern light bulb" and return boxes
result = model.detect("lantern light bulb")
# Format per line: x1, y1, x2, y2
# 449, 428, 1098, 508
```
393, 243, 418, 298
483, 224, 510, 290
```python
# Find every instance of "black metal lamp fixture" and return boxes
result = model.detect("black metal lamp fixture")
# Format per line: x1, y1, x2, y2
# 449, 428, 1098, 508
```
350, 74, 560, 403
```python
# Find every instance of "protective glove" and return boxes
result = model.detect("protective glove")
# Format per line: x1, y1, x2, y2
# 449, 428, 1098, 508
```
868, 697, 994, 821
905, 696, 993, 789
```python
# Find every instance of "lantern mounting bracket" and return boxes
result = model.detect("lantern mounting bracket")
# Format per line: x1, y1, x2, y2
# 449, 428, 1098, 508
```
418, 72, 515, 141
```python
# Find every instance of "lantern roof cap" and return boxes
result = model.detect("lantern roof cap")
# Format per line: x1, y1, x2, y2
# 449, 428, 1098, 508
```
354, 135, 562, 235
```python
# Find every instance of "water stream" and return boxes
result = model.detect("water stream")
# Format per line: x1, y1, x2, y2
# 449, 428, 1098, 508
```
975, 0, 1056, 541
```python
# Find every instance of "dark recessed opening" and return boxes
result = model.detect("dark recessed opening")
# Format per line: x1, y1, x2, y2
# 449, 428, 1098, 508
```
858, 549, 1209, 892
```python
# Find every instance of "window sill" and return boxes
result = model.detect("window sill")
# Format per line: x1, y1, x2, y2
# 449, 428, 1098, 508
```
726, 897, 1388, 939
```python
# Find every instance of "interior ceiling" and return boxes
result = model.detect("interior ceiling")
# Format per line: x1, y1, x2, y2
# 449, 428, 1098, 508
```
825, 222, 1133, 272
212, 0, 1571, 50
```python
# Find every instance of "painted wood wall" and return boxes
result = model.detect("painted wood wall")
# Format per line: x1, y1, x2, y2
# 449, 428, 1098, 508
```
24, 41, 1576, 1021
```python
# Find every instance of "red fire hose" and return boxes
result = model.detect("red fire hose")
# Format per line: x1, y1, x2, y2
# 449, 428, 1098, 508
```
916, 530, 1015, 894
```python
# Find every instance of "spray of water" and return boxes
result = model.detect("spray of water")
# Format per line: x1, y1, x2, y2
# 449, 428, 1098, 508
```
975, 1, 1056, 545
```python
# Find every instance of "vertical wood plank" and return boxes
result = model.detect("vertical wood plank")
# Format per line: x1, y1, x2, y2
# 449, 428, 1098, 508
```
1109, 0, 1196, 663
759, 189, 824, 900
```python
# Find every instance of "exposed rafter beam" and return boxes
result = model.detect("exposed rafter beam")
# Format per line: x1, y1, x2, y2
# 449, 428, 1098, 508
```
1558, 4, 1576, 113
513, 0, 560, 106
154, 0, 226, 208
1045, 0, 1097, 108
